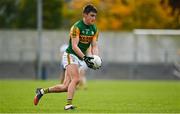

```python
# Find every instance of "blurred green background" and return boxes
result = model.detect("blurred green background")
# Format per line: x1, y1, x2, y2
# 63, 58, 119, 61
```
0, 0, 179, 30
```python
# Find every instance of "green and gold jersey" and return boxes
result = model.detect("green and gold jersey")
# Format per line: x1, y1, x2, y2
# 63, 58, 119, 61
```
66, 20, 98, 59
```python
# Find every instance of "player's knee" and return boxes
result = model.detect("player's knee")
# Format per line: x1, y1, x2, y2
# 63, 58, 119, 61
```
56, 84, 68, 92
74, 78, 80, 85
63, 84, 69, 92
63, 87, 68, 92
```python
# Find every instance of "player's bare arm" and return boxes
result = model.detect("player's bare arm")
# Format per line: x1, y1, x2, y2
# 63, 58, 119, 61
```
91, 40, 98, 55
71, 36, 85, 59
91, 29, 99, 55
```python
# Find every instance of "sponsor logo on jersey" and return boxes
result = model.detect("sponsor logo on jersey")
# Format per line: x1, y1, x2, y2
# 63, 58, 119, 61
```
79, 35, 93, 43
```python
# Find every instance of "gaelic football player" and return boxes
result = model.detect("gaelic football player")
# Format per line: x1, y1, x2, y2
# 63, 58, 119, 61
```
34, 4, 99, 110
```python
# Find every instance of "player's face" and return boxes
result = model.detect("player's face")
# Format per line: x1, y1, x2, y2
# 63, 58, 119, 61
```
84, 12, 96, 25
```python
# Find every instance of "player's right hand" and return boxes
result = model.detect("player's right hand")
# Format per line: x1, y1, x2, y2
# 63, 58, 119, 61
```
83, 56, 94, 69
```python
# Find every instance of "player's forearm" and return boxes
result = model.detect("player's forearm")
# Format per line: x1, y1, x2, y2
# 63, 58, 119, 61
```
72, 45, 85, 59
91, 40, 99, 55
91, 45, 98, 55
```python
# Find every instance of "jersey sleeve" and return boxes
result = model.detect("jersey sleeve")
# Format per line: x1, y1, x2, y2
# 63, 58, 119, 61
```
92, 30, 99, 42
70, 25, 80, 38
92, 24, 99, 41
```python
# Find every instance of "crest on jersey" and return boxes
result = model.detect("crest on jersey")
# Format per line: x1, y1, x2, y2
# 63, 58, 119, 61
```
85, 29, 89, 34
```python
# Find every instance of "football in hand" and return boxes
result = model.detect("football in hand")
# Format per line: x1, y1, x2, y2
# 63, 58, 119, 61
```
91, 55, 102, 69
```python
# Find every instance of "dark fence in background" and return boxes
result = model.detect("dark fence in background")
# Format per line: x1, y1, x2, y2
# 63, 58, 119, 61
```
0, 62, 179, 80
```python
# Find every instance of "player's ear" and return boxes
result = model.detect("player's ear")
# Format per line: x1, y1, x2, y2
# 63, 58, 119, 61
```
83, 12, 88, 17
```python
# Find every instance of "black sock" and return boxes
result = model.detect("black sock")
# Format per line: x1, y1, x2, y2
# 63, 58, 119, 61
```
67, 99, 72, 105
43, 88, 49, 94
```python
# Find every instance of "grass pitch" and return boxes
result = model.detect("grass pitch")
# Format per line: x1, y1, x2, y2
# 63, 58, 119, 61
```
0, 80, 180, 113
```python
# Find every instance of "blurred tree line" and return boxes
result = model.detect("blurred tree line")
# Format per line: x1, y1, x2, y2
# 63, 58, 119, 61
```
0, 0, 62, 29
0, 0, 179, 30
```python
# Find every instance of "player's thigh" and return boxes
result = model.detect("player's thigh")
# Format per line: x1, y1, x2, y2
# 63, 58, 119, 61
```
63, 69, 71, 86
62, 77, 70, 88
66, 64, 79, 80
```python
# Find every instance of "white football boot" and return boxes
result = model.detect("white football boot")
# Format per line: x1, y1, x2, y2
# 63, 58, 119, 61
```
64, 104, 76, 110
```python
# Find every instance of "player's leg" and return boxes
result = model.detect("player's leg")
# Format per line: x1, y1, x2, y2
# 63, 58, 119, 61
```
78, 68, 87, 89
64, 64, 80, 110
60, 68, 65, 84
33, 74, 71, 105
77, 61, 88, 89
59, 60, 66, 84
34, 52, 69, 105
34, 66, 71, 105
80, 69, 87, 89
47, 72, 71, 93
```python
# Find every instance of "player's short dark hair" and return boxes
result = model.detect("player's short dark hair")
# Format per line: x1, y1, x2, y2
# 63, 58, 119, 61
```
83, 4, 97, 14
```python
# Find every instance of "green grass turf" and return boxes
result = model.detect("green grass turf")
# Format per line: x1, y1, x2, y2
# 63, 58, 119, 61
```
0, 80, 180, 113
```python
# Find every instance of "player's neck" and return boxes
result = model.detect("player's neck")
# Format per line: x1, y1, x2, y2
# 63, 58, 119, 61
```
83, 18, 90, 25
